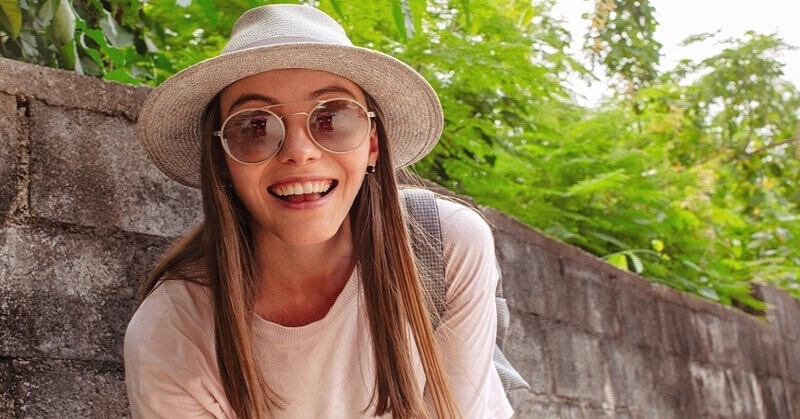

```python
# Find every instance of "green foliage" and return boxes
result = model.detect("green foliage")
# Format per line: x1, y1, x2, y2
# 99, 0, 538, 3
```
4, 0, 798, 309
584, 0, 662, 94
0, 0, 23, 38
0, 0, 177, 84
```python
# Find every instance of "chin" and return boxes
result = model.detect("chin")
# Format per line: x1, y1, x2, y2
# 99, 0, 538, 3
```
275, 223, 346, 246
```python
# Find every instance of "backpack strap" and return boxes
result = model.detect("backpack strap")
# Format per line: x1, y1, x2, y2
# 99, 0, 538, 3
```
401, 187, 532, 402
401, 188, 447, 329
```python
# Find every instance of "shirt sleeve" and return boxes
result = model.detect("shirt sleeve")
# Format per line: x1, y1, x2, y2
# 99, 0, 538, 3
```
425, 199, 514, 418
124, 281, 232, 419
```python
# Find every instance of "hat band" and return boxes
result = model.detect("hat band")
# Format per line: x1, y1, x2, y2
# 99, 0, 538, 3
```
225, 35, 353, 53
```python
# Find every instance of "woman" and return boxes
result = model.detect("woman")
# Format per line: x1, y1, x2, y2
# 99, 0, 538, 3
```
125, 4, 513, 418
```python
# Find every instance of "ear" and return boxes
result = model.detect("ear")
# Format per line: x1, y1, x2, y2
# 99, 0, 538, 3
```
367, 124, 379, 166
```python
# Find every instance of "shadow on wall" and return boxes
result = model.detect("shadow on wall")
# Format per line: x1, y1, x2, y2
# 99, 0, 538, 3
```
1, 58, 798, 418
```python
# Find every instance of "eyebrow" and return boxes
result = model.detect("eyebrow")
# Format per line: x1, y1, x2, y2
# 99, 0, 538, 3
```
226, 85, 360, 113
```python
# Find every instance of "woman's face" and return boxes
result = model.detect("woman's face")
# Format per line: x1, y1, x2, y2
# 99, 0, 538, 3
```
218, 69, 378, 246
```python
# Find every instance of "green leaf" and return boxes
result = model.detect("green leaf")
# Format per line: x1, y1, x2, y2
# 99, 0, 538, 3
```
625, 251, 645, 274
99, 9, 133, 48
326, 0, 347, 22
195, 0, 217, 27
588, 230, 630, 249
0, 0, 22, 38
103, 68, 139, 84
390, 0, 408, 41
458, 0, 471, 30
78, 30, 106, 69
408, 0, 425, 35
59, 38, 80, 73
651, 239, 664, 253
606, 253, 629, 271
567, 169, 630, 196
38, 0, 56, 26
698, 287, 720, 301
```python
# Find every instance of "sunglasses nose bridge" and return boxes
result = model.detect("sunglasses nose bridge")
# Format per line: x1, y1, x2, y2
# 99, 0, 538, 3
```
277, 111, 314, 139
274, 111, 326, 159
277, 110, 311, 120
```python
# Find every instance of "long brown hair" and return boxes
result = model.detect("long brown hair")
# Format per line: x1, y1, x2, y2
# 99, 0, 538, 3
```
137, 95, 460, 418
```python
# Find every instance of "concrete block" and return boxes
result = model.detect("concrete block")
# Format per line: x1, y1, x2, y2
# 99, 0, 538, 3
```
737, 324, 785, 377
507, 311, 551, 395
495, 232, 561, 316
730, 370, 769, 419
615, 287, 663, 351
688, 362, 767, 418
0, 224, 166, 362
688, 362, 731, 417
508, 400, 555, 419
761, 285, 800, 341
546, 262, 586, 327
549, 255, 619, 333
27, 100, 202, 237
8, 358, 128, 419
607, 347, 699, 418
511, 401, 584, 419
757, 326, 788, 377
548, 328, 607, 403
584, 407, 633, 419
608, 410, 633, 419
551, 403, 584, 419
0, 58, 150, 121
0, 93, 20, 220
694, 312, 743, 369
0, 358, 15, 416
652, 354, 699, 418
659, 300, 703, 359
760, 376, 792, 419
577, 271, 618, 337
788, 380, 799, 419
786, 339, 800, 383
608, 346, 653, 412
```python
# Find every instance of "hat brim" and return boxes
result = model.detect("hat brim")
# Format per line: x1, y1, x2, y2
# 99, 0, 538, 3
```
137, 43, 443, 188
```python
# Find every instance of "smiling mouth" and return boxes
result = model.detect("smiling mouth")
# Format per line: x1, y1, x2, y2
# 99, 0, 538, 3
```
268, 180, 337, 203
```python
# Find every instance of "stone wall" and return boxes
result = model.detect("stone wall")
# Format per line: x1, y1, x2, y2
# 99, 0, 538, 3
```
1, 58, 798, 418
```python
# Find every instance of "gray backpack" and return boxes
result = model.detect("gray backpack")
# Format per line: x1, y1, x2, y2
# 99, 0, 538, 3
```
402, 188, 531, 404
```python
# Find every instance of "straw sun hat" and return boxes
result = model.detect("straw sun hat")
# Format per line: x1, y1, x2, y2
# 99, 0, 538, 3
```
137, 4, 443, 189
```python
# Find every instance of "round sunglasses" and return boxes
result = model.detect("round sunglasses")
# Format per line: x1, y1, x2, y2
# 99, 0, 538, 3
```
213, 98, 376, 164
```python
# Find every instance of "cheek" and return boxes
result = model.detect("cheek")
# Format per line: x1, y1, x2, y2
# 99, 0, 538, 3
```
348, 142, 375, 172
225, 158, 262, 192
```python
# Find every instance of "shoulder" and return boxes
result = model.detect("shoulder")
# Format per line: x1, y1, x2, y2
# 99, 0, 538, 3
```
124, 278, 231, 416
126, 278, 213, 338
434, 197, 499, 298
436, 197, 495, 260
124, 279, 215, 373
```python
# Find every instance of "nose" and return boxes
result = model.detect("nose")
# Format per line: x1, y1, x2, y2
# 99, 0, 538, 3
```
274, 112, 323, 165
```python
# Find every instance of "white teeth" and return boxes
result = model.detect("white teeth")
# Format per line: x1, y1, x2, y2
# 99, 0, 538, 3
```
272, 181, 332, 196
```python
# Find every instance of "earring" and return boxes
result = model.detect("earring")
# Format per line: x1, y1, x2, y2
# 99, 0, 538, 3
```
366, 165, 376, 174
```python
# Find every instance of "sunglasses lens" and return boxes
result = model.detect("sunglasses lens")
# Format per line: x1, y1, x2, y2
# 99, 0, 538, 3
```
222, 110, 283, 163
309, 99, 371, 152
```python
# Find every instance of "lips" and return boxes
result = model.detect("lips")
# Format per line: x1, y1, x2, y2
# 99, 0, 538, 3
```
268, 180, 337, 203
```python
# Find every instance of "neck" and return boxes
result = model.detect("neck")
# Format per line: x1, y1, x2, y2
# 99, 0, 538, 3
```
251, 220, 355, 326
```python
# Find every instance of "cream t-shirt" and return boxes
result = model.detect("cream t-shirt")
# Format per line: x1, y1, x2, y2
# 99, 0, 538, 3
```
124, 199, 514, 418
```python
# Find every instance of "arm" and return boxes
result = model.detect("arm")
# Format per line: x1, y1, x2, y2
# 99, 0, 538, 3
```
426, 199, 514, 418
124, 281, 232, 418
